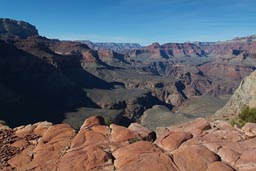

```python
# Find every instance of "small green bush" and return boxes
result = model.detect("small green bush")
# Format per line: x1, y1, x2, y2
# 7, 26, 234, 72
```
238, 105, 256, 123
232, 105, 256, 127
230, 118, 246, 128
128, 138, 141, 144
104, 117, 112, 126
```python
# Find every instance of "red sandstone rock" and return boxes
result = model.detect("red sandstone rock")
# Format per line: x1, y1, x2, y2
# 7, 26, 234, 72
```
33, 121, 52, 136
26, 124, 75, 170
167, 118, 211, 136
242, 122, 256, 137
172, 145, 219, 171
128, 123, 153, 139
80, 116, 105, 129
217, 147, 241, 166
0, 121, 10, 130
236, 149, 256, 170
212, 120, 236, 130
71, 129, 108, 150
2, 117, 256, 171
155, 131, 192, 151
239, 137, 256, 149
110, 124, 139, 143
7, 145, 34, 170
58, 145, 113, 171
117, 152, 178, 171
113, 141, 178, 171
14, 124, 35, 137
10, 139, 29, 149
207, 162, 234, 171
240, 149, 256, 162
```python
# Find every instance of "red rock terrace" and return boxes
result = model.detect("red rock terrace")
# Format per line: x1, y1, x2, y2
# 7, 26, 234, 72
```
1, 116, 256, 171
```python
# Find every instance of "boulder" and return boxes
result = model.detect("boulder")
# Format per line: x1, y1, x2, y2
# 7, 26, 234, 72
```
172, 145, 219, 171
113, 141, 178, 171
14, 124, 36, 137
217, 147, 241, 166
155, 131, 192, 151
128, 123, 155, 141
167, 118, 211, 136
242, 122, 256, 137
80, 115, 105, 130
33, 121, 52, 136
58, 146, 113, 171
110, 124, 139, 143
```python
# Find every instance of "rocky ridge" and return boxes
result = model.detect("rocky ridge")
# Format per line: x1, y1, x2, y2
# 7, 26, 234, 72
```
1, 116, 256, 171
0, 18, 38, 39
129, 42, 206, 59
80, 40, 142, 52
215, 71, 256, 117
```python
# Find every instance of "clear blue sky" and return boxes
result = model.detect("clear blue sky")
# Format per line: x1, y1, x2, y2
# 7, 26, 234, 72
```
0, 0, 255, 45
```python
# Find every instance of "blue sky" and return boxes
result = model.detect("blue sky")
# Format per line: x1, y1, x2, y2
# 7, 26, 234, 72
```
0, 0, 256, 45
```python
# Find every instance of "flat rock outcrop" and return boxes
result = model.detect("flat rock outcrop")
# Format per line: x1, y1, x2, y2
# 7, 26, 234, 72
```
1, 116, 256, 171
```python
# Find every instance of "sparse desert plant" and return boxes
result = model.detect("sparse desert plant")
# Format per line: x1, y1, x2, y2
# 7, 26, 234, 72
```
238, 105, 256, 123
230, 118, 246, 128
128, 138, 141, 144
104, 117, 112, 126
231, 105, 256, 127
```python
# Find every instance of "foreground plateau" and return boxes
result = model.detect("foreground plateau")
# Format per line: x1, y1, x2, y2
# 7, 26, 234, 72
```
1, 116, 256, 171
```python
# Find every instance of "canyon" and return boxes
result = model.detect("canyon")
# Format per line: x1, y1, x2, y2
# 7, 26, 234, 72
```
1, 18, 256, 171
0, 18, 255, 129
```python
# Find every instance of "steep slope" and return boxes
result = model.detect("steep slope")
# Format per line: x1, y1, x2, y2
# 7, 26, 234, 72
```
0, 19, 117, 127
215, 71, 256, 117
0, 40, 100, 127
0, 18, 38, 39
0, 18, 168, 128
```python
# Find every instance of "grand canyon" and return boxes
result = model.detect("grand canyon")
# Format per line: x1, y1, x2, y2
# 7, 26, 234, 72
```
0, 18, 256, 171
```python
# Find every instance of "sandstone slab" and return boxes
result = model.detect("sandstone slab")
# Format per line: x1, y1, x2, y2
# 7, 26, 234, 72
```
173, 145, 219, 171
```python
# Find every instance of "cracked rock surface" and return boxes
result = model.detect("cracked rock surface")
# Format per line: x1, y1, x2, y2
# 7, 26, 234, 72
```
1, 116, 256, 171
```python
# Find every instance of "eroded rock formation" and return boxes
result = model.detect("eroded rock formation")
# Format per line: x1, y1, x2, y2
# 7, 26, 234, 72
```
0, 18, 38, 39
215, 71, 256, 118
1, 116, 256, 171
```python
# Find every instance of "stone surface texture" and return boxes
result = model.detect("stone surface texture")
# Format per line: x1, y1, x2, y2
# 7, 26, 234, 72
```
1, 116, 256, 171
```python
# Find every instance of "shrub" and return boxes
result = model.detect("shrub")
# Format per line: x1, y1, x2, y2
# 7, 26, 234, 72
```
128, 138, 141, 144
232, 105, 256, 127
104, 117, 112, 126
238, 105, 256, 123
230, 118, 246, 128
